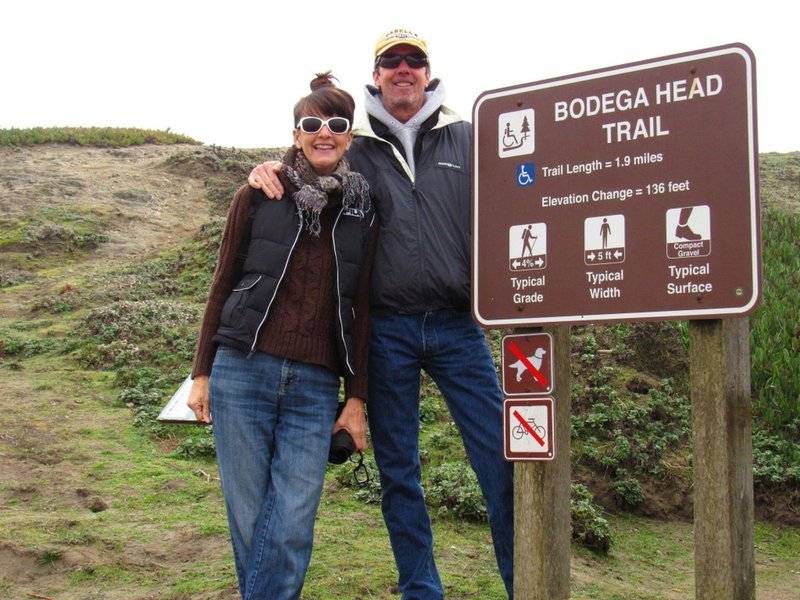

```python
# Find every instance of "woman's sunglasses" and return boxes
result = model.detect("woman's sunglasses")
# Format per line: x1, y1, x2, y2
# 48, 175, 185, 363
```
375, 52, 429, 70
296, 116, 351, 135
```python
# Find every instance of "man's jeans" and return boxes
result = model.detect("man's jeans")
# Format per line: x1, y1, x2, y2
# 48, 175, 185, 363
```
368, 309, 514, 599
210, 346, 339, 600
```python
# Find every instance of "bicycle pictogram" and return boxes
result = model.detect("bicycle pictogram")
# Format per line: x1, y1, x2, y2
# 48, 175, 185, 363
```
511, 416, 546, 440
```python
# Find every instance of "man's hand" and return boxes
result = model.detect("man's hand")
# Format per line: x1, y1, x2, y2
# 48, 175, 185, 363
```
248, 161, 285, 199
334, 397, 368, 452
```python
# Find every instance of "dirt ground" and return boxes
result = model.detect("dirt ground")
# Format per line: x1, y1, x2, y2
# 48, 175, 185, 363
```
0, 143, 208, 260
1, 143, 239, 599
0, 367, 239, 599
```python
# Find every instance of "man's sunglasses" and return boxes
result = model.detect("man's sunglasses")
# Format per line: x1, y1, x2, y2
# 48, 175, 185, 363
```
375, 52, 429, 70
296, 116, 351, 135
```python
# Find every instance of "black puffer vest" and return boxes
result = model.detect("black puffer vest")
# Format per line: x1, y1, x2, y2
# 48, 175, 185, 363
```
213, 188, 375, 375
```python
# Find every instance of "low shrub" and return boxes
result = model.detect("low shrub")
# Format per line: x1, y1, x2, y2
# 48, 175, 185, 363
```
752, 424, 800, 487
426, 462, 487, 522
610, 475, 645, 509
76, 300, 199, 370
0, 336, 56, 358
0, 269, 36, 288
333, 454, 382, 505
571, 483, 612, 553
174, 431, 216, 459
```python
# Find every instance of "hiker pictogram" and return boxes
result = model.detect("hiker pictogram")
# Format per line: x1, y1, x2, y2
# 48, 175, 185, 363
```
509, 223, 547, 271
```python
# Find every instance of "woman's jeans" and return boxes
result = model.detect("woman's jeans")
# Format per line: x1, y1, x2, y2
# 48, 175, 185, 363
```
210, 346, 339, 600
368, 309, 514, 599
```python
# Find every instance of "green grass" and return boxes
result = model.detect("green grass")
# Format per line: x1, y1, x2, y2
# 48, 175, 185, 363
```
570, 515, 800, 600
0, 126, 199, 147
750, 207, 800, 434
759, 152, 800, 214
571, 515, 694, 599
0, 363, 233, 599
0, 205, 113, 275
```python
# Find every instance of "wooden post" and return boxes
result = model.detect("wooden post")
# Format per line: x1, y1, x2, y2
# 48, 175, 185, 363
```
514, 324, 571, 599
690, 318, 755, 600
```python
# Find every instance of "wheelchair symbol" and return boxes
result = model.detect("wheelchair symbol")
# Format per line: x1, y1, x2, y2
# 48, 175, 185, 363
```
517, 163, 535, 187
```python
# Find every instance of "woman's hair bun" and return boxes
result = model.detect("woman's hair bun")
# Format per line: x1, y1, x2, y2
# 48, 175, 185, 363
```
293, 71, 355, 126
310, 71, 339, 91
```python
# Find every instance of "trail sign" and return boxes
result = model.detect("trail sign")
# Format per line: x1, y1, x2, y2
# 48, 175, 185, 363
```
502, 332, 553, 396
472, 44, 760, 326
504, 398, 555, 461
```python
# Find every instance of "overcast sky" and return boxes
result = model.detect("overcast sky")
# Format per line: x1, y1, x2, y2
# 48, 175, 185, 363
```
1, 0, 796, 152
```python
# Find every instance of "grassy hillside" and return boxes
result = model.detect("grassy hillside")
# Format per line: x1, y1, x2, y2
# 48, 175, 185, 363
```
0, 126, 199, 147
0, 130, 798, 599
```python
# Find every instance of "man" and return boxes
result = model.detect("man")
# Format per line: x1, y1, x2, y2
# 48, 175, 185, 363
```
249, 29, 514, 599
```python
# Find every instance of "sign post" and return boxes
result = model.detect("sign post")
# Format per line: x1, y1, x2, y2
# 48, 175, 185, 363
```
691, 318, 754, 598
511, 326, 571, 600
473, 44, 759, 599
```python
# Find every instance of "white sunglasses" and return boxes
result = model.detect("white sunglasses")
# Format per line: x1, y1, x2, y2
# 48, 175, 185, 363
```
296, 116, 351, 135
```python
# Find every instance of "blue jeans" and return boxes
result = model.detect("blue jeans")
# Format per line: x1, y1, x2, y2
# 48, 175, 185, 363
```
368, 309, 514, 599
210, 346, 339, 600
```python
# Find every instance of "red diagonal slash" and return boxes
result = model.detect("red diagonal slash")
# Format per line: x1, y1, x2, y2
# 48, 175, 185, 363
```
507, 341, 549, 387
512, 409, 545, 446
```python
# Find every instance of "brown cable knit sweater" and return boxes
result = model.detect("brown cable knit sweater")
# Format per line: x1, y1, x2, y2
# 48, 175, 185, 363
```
192, 183, 375, 401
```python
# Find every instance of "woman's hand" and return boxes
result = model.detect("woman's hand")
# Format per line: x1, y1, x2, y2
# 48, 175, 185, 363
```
334, 397, 368, 452
248, 161, 285, 199
187, 376, 212, 424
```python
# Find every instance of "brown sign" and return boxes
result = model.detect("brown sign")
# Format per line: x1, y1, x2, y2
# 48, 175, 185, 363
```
472, 44, 760, 326
501, 333, 553, 396
504, 398, 555, 461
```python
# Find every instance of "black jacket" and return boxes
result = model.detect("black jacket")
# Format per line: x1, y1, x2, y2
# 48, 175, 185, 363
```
213, 189, 376, 375
349, 106, 472, 314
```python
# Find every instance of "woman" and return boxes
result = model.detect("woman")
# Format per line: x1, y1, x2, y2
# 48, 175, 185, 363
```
187, 72, 375, 599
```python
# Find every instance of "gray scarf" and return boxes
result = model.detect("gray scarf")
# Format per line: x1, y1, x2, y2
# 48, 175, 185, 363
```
282, 148, 370, 236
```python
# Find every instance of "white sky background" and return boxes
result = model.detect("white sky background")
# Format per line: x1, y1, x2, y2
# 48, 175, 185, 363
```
1, 0, 797, 152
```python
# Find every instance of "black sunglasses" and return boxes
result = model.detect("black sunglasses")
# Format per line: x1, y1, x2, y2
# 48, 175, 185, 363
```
349, 451, 371, 487
296, 116, 351, 135
375, 52, 429, 70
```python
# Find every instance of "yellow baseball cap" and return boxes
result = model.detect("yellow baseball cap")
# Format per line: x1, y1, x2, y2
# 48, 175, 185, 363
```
374, 28, 429, 59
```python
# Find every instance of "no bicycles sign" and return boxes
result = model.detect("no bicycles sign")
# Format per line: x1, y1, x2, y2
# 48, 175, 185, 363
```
504, 398, 555, 461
